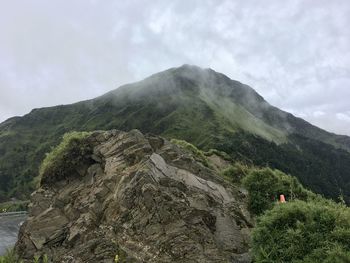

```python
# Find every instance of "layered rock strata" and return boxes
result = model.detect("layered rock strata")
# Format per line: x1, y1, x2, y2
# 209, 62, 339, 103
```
16, 130, 252, 262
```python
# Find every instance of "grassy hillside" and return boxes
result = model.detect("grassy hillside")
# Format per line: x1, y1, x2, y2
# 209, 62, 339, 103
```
0, 65, 350, 203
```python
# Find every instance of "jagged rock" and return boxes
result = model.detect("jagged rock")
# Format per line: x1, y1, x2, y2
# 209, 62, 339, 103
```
15, 130, 253, 262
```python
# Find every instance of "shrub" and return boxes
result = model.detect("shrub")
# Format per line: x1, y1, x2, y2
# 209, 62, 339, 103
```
220, 162, 250, 183
39, 131, 92, 186
242, 168, 311, 214
204, 149, 232, 161
252, 200, 350, 263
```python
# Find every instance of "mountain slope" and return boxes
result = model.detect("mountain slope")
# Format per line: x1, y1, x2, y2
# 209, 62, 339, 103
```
1, 65, 350, 202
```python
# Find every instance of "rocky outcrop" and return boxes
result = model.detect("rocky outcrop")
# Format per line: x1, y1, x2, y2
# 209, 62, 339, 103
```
15, 130, 253, 262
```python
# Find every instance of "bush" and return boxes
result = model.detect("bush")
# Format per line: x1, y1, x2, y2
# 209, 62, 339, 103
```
204, 149, 232, 161
242, 168, 311, 215
39, 131, 92, 186
220, 162, 250, 183
252, 200, 350, 263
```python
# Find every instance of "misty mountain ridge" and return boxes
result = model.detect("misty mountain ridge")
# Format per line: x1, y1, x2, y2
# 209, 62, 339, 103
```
27, 64, 350, 148
1, 64, 350, 203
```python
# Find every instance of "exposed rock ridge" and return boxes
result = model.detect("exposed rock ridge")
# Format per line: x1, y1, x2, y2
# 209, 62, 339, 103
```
15, 130, 252, 263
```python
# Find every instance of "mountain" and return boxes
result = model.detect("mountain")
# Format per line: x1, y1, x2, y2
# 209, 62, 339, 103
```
1, 64, 350, 202
15, 130, 252, 262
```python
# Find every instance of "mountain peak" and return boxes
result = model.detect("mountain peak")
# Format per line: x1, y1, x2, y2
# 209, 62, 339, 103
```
162, 64, 213, 81
176, 63, 214, 72
1, 65, 350, 205
178, 63, 204, 70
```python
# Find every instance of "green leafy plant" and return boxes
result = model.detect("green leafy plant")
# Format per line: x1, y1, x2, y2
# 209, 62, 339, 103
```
33, 256, 39, 263
0, 249, 22, 263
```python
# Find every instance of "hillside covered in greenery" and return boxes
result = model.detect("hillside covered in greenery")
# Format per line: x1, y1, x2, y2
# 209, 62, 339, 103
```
237, 167, 350, 263
1, 65, 350, 203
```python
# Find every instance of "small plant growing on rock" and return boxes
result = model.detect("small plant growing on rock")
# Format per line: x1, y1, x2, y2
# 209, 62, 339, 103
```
0, 250, 48, 263
170, 139, 209, 167
0, 249, 21, 263
39, 131, 92, 186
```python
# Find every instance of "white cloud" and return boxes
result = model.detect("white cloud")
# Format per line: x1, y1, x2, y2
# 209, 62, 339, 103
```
336, 112, 350, 122
313, 111, 325, 118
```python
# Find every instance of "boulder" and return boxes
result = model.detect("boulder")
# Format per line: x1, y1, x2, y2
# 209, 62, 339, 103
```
16, 130, 253, 262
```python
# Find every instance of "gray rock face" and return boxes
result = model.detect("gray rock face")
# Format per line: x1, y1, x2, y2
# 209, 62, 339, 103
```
15, 130, 252, 262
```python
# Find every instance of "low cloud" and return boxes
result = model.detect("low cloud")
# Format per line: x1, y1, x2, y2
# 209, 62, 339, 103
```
336, 112, 350, 122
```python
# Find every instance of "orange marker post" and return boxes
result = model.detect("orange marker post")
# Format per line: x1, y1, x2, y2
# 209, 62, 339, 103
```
279, 194, 286, 203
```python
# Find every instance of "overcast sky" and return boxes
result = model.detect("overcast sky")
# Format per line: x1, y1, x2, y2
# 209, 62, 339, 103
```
1, 0, 349, 135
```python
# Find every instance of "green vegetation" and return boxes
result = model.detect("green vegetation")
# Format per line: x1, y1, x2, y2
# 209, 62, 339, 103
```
39, 131, 92, 186
171, 139, 209, 167
217, 131, 350, 203
252, 200, 350, 263
220, 162, 250, 183
199, 89, 287, 144
204, 149, 231, 161
240, 166, 350, 262
242, 167, 312, 215
0, 201, 29, 213
0, 250, 48, 263
0, 249, 19, 263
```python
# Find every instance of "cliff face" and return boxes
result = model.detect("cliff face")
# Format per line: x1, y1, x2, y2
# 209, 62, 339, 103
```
15, 130, 253, 263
